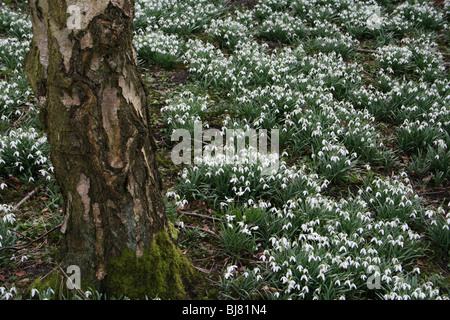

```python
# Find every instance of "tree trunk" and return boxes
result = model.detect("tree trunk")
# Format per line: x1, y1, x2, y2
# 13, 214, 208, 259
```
25, 0, 193, 298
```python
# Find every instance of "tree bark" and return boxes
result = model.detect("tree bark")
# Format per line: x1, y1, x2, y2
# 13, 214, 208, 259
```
25, 0, 191, 298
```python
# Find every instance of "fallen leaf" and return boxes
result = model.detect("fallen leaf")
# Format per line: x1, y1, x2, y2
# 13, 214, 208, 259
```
17, 278, 30, 288
15, 270, 26, 277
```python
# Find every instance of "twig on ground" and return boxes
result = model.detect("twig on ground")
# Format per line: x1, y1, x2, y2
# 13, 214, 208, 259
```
7, 228, 33, 241
357, 48, 378, 54
179, 210, 223, 222
194, 266, 212, 274
13, 187, 40, 211
174, 222, 221, 240
58, 266, 88, 299
0, 223, 62, 252
418, 190, 449, 196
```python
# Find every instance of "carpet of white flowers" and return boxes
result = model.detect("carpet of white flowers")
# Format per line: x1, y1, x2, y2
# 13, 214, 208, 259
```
1, 0, 450, 300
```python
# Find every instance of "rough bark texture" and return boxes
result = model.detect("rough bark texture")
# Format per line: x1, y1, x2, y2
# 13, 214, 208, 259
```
25, 0, 190, 298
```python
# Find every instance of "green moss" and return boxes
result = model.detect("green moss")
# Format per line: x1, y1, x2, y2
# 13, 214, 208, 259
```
25, 267, 97, 300
106, 229, 196, 300
26, 269, 74, 299
26, 270, 62, 298
167, 220, 179, 240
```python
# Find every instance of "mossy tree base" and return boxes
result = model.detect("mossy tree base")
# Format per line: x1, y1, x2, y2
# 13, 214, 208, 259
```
27, 230, 197, 300
107, 230, 196, 300
26, 268, 93, 300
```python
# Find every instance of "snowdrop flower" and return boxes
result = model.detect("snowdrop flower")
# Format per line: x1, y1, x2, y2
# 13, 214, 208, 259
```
224, 265, 238, 279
